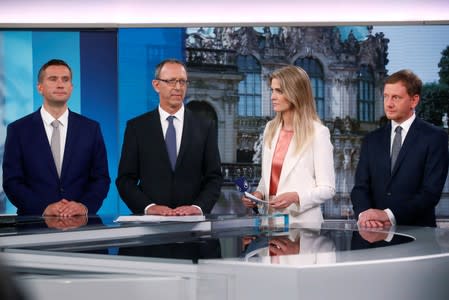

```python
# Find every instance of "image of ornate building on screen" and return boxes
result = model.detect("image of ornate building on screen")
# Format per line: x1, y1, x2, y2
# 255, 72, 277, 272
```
182, 26, 448, 218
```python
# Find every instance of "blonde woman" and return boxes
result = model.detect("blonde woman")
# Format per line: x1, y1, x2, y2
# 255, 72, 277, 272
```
242, 65, 335, 224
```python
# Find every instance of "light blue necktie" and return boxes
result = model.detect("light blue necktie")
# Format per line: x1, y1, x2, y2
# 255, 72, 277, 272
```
165, 116, 177, 170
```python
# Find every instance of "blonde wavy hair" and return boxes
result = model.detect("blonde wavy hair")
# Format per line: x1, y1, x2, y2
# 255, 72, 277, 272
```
265, 65, 321, 154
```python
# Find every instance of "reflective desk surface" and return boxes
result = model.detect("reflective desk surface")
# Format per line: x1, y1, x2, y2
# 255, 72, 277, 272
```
1, 214, 448, 263
1, 214, 449, 300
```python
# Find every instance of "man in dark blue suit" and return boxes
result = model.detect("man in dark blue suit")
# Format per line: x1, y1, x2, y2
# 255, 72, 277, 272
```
351, 69, 448, 227
2, 59, 110, 216
116, 59, 222, 215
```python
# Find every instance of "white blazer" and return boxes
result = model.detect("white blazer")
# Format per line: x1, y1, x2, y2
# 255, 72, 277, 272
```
256, 121, 335, 224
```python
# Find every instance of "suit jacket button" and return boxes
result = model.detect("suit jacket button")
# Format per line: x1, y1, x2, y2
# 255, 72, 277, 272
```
60, 188, 64, 193
387, 192, 391, 196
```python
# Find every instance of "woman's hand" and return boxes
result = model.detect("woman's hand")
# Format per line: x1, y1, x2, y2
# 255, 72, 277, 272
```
269, 192, 299, 209
242, 191, 264, 208
269, 236, 300, 255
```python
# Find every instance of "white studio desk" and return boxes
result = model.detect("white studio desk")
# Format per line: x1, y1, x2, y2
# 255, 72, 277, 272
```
1, 214, 449, 300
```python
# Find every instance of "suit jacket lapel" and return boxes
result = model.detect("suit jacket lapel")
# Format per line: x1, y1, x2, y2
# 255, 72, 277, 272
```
61, 111, 77, 179
32, 109, 59, 178
381, 123, 392, 177
278, 133, 301, 186
176, 109, 191, 168
151, 109, 176, 170
380, 123, 397, 186
262, 125, 300, 193
261, 126, 277, 194
149, 109, 166, 146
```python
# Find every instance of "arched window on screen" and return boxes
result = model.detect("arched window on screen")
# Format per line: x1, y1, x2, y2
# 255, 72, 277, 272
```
357, 65, 375, 122
237, 55, 262, 117
295, 57, 325, 119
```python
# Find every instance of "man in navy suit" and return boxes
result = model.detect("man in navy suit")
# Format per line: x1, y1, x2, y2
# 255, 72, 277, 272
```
116, 59, 222, 215
2, 59, 110, 216
351, 69, 448, 227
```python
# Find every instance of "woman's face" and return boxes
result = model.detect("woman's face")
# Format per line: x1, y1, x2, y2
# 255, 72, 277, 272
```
270, 78, 292, 113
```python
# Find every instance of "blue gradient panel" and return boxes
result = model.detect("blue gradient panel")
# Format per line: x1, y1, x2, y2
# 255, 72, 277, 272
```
117, 28, 185, 214
118, 28, 185, 137
32, 31, 81, 113
80, 30, 119, 215
1, 29, 186, 215
1, 31, 34, 124
1, 31, 34, 213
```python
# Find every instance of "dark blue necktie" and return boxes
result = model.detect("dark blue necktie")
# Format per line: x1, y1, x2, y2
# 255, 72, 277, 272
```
165, 116, 177, 170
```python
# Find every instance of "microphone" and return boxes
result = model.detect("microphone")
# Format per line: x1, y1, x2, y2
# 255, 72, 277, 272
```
234, 176, 259, 215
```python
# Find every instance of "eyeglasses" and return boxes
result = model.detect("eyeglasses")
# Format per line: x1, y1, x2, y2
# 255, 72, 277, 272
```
157, 78, 189, 87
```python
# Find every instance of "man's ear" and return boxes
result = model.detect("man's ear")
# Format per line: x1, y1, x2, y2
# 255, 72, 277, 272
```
411, 94, 420, 109
152, 80, 160, 93
37, 83, 43, 95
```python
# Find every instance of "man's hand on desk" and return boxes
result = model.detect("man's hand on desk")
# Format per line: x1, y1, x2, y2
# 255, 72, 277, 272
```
146, 205, 201, 216
172, 205, 202, 216
43, 199, 87, 217
57, 200, 87, 217
43, 202, 64, 216
357, 208, 392, 228
146, 205, 176, 215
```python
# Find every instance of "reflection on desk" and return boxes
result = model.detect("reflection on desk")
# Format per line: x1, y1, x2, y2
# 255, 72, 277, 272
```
44, 215, 88, 230
351, 229, 413, 250
436, 228, 449, 251
242, 228, 336, 265
0, 215, 104, 233
118, 239, 222, 263
1, 218, 448, 300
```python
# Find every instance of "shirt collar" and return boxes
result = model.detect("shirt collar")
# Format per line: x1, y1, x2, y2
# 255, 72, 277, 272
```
391, 113, 415, 134
158, 105, 184, 123
40, 106, 69, 127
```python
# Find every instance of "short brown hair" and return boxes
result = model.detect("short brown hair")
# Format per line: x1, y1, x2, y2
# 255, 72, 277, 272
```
385, 69, 422, 97
38, 59, 72, 83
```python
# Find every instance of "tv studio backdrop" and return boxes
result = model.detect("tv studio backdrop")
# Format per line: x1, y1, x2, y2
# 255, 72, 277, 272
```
0, 28, 185, 215
1, 0, 449, 217
1, 1, 449, 300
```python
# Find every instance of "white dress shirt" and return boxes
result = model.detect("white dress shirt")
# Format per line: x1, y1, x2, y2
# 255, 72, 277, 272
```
390, 113, 415, 152
158, 105, 184, 156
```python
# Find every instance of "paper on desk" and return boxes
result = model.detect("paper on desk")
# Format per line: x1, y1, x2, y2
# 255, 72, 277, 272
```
244, 192, 269, 204
114, 215, 206, 223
